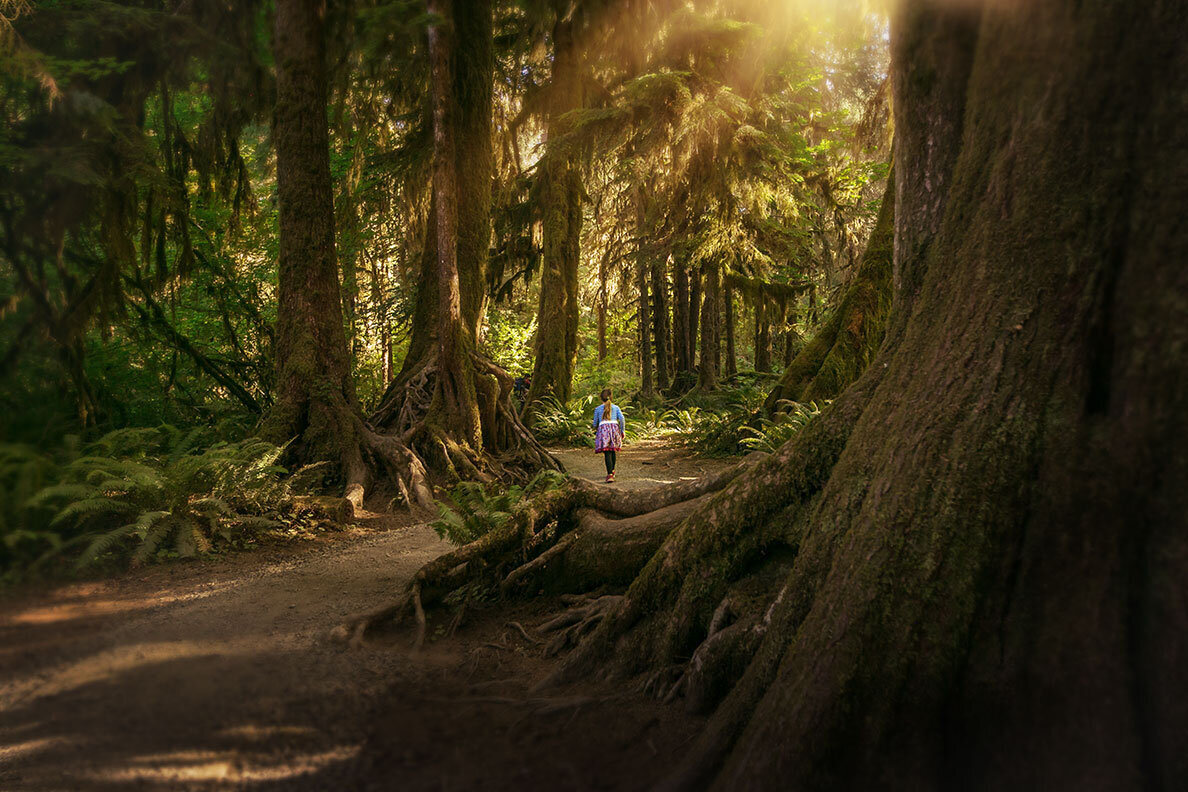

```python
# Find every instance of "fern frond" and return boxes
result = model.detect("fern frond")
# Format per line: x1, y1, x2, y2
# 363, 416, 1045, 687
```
27, 483, 101, 506
134, 513, 175, 564
77, 522, 141, 567
50, 498, 136, 527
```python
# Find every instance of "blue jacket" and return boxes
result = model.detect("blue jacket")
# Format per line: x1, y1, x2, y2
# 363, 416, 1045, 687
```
592, 403, 625, 432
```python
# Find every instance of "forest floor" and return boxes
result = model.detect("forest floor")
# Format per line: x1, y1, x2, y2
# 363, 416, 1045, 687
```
0, 438, 729, 791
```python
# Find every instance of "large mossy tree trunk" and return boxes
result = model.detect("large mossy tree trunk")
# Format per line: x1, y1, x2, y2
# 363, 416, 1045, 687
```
523, 13, 584, 420
763, 170, 894, 411
368, 0, 555, 486
425, 0, 481, 450
651, 256, 671, 392
697, 260, 721, 390
672, 260, 693, 388
635, 187, 655, 400
345, 1, 1186, 788
723, 283, 736, 380
260, 0, 368, 504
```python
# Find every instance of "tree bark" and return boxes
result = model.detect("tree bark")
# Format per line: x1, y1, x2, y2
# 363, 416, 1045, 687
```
426, 0, 482, 449
651, 255, 670, 391
395, 0, 492, 373
524, 13, 584, 418
454, 0, 494, 339
261, 0, 367, 502
672, 260, 691, 384
698, 261, 720, 390
723, 283, 736, 380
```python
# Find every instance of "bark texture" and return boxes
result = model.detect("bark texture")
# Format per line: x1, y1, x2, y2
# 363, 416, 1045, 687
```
698, 261, 720, 390
260, 0, 367, 502
652, 256, 671, 391
524, 14, 583, 418
723, 284, 736, 379
427, 0, 482, 449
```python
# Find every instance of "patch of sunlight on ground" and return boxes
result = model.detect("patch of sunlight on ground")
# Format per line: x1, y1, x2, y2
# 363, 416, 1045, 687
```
0, 736, 61, 763
1, 580, 238, 627
218, 724, 321, 741
1, 636, 278, 708
86, 746, 359, 784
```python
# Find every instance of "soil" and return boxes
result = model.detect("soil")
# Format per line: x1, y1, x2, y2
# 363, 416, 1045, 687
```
0, 441, 729, 791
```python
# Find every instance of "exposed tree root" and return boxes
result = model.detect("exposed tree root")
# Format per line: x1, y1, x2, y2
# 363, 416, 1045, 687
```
307, 349, 562, 526
332, 453, 763, 646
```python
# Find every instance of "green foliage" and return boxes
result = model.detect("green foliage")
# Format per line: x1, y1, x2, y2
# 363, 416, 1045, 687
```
0, 425, 320, 577
431, 469, 566, 546
739, 401, 825, 454
482, 306, 536, 376
529, 394, 601, 447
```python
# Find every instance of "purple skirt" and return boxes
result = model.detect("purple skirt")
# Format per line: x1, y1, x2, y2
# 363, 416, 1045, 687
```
594, 420, 623, 453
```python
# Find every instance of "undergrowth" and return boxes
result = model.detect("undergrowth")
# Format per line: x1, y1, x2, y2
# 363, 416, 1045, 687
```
527, 385, 825, 457
431, 469, 567, 545
1, 425, 327, 580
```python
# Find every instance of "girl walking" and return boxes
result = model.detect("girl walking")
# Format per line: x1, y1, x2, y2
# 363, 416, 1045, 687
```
592, 388, 625, 483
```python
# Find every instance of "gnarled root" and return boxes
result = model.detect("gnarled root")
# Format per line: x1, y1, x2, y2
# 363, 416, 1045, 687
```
538, 594, 624, 657
331, 454, 762, 646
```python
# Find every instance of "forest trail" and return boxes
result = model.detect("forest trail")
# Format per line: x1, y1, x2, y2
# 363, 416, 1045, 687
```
551, 438, 728, 489
0, 440, 729, 790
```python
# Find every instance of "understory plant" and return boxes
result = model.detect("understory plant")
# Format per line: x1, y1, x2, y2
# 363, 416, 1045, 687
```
2, 425, 320, 576
739, 401, 825, 453
529, 394, 600, 447
431, 469, 567, 545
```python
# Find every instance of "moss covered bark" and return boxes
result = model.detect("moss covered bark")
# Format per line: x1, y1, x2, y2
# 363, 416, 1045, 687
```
260, 0, 368, 502
763, 171, 894, 411
523, 15, 584, 418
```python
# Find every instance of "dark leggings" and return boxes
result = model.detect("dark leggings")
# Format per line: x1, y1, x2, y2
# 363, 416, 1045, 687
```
603, 450, 616, 474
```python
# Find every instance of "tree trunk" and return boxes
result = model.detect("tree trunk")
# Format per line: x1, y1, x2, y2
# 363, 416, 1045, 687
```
365, 1, 552, 480
260, 0, 367, 503
454, 0, 494, 339
635, 186, 654, 399
688, 264, 700, 374
698, 261, 720, 390
724, 283, 736, 380
672, 260, 691, 384
597, 247, 609, 361
524, 14, 584, 418
651, 256, 670, 392
754, 291, 771, 373
426, 0, 482, 450
347, 2, 1187, 789
764, 171, 894, 411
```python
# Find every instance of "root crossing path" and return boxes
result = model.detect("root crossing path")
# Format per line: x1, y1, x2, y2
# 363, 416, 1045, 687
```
0, 440, 732, 791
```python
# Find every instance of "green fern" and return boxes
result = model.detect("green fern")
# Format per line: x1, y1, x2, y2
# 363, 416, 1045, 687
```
431, 470, 567, 546
9, 426, 308, 571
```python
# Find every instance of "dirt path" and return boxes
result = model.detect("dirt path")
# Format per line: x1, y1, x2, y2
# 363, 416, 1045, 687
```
0, 441, 732, 790
551, 438, 727, 490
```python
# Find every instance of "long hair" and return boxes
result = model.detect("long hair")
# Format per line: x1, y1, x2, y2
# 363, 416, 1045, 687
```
600, 387, 614, 418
